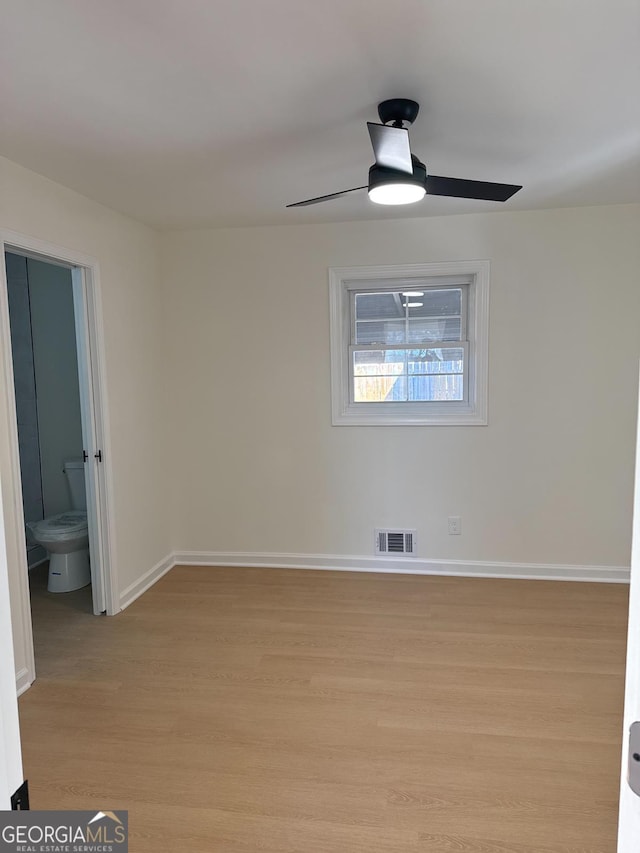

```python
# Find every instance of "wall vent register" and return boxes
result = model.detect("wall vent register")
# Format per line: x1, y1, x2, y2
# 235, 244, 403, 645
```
375, 529, 416, 555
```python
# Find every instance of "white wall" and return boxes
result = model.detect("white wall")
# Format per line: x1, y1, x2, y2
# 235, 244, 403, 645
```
162, 204, 640, 570
0, 155, 171, 684
28, 258, 83, 517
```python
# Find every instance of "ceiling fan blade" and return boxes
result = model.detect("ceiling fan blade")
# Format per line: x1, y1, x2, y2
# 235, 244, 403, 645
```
367, 123, 413, 174
426, 175, 522, 202
286, 186, 367, 208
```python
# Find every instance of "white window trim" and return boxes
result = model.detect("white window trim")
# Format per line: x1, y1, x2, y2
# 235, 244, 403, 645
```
329, 261, 490, 426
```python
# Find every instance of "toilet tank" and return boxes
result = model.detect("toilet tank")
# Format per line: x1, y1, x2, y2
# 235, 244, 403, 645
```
63, 459, 87, 511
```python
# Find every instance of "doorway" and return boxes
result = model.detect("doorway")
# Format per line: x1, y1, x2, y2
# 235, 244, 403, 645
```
0, 230, 116, 693
6, 254, 86, 577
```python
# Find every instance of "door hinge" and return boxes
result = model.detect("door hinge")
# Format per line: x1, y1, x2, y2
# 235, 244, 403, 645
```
11, 780, 29, 810
628, 721, 640, 796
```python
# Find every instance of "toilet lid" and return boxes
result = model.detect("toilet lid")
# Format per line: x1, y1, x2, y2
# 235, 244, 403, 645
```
30, 511, 88, 541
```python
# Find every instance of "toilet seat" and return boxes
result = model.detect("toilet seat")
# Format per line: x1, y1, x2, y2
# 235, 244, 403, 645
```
29, 511, 88, 542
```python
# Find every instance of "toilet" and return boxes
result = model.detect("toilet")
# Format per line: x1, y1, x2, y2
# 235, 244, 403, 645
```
27, 459, 90, 593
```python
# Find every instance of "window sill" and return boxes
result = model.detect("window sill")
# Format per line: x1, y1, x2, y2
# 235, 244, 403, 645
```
332, 403, 488, 426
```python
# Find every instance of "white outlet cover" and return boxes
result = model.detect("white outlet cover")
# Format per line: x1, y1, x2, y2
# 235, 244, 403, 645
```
448, 516, 462, 535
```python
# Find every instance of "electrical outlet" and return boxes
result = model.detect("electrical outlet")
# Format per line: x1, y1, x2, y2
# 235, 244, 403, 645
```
448, 516, 462, 535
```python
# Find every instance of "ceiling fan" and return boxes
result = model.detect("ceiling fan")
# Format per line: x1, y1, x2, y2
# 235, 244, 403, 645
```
287, 98, 522, 208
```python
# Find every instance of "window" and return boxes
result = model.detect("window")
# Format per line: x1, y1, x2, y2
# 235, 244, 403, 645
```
329, 261, 489, 425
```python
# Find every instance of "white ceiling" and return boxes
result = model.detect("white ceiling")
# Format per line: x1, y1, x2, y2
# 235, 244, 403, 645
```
1, 0, 639, 230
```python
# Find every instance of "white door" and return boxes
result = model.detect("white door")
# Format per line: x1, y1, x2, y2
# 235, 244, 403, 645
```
72, 268, 107, 615
618, 376, 640, 849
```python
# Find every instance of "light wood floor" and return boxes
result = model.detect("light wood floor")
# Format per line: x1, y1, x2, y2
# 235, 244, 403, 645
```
19, 565, 628, 852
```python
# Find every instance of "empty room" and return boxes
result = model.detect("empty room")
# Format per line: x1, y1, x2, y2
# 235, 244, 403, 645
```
0, 2, 639, 851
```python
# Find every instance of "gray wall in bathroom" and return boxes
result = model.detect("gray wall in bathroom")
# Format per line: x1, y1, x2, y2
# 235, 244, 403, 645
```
5, 253, 44, 536
28, 259, 83, 517
5, 253, 84, 531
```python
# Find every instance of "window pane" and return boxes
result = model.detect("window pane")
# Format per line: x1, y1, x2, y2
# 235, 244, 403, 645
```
357, 316, 461, 344
407, 348, 464, 374
407, 317, 461, 343
420, 288, 461, 317
353, 348, 464, 402
408, 375, 463, 401
354, 350, 404, 376
355, 320, 406, 345
354, 350, 384, 365
354, 375, 407, 403
354, 292, 402, 320
354, 288, 463, 348
354, 288, 462, 323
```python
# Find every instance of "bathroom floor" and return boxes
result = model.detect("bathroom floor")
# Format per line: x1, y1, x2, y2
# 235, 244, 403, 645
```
28, 563, 93, 675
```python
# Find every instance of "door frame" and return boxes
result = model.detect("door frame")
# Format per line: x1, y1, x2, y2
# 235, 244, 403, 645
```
0, 228, 118, 692
0, 479, 23, 806
617, 368, 640, 849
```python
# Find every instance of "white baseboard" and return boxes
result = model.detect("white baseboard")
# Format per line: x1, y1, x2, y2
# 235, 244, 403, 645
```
119, 552, 175, 611
16, 667, 33, 697
173, 550, 630, 584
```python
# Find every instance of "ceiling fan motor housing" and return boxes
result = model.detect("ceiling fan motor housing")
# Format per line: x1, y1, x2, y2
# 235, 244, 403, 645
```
368, 155, 427, 193
377, 98, 420, 127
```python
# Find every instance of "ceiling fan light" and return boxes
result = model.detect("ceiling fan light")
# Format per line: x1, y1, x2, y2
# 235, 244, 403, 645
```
368, 158, 427, 206
369, 182, 426, 205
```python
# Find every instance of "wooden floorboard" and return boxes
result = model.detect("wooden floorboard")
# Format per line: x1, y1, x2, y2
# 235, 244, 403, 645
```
19, 565, 628, 852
